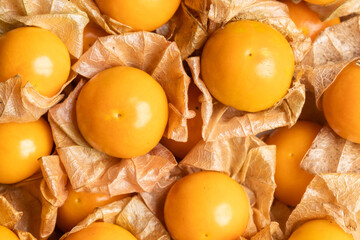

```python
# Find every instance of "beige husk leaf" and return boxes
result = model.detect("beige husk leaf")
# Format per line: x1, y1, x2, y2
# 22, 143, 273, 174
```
179, 135, 277, 238
47, 79, 178, 197
249, 222, 284, 240
0, 0, 89, 58
72, 32, 193, 142
59, 196, 171, 240
186, 57, 306, 142
306, 0, 360, 21
0, 177, 59, 240
285, 173, 360, 239
169, 0, 311, 60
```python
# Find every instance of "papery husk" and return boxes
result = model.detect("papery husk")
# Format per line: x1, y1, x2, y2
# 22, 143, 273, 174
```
306, 0, 360, 21
169, 0, 311, 61
186, 57, 306, 142
46, 80, 178, 199
250, 222, 284, 240
72, 32, 193, 142
59, 196, 171, 240
285, 173, 360, 239
179, 135, 277, 238
0, 0, 89, 58
0, 178, 58, 240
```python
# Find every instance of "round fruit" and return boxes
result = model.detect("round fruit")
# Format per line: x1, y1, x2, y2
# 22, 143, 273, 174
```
0, 226, 19, 240
57, 186, 131, 232
164, 171, 250, 240
323, 60, 360, 143
0, 27, 71, 97
83, 22, 107, 53
304, 0, 337, 5
94, 0, 181, 31
76, 66, 168, 158
64, 222, 136, 240
289, 219, 354, 240
282, 0, 340, 41
0, 118, 53, 184
201, 20, 294, 112
161, 83, 203, 159
266, 121, 321, 206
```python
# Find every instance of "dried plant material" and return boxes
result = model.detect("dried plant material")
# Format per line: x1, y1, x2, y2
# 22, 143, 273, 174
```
0, 178, 58, 239
72, 32, 193, 142
47, 80, 179, 201
306, 0, 360, 21
180, 135, 276, 238
0, 0, 89, 58
285, 173, 360, 239
250, 222, 284, 240
60, 196, 171, 240
186, 57, 306, 141
270, 200, 293, 234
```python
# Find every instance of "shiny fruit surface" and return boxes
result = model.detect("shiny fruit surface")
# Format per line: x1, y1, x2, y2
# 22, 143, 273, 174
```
83, 21, 108, 53
0, 226, 19, 240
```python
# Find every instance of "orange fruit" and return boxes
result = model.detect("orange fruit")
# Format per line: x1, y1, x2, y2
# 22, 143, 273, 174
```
289, 219, 354, 240
76, 66, 168, 158
0, 226, 19, 240
57, 186, 131, 232
282, 0, 340, 41
0, 118, 53, 184
323, 60, 360, 143
304, 0, 338, 5
0, 27, 71, 97
94, 0, 181, 31
266, 121, 321, 206
164, 171, 250, 240
201, 20, 294, 112
83, 22, 108, 53
161, 83, 203, 159
64, 222, 136, 240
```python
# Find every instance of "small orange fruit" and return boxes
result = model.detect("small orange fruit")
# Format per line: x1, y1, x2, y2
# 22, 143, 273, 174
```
201, 20, 294, 112
94, 0, 181, 31
0, 226, 19, 240
0, 27, 71, 97
282, 0, 340, 41
0, 118, 53, 184
161, 82, 203, 159
164, 171, 250, 240
57, 186, 131, 232
64, 222, 137, 240
304, 0, 338, 5
289, 219, 354, 240
76, 66, 168, 158
83, 22, 108, 53
323, 60, 360, 143
266, 121, 321, 206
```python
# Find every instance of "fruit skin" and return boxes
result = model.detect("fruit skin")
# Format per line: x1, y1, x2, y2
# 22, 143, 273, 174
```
323, 61, 360, 144
64, 222, 137, 240
83, 22, 108, 53
266, 121, 321, 207
201, 20, 294, 112
282, 0, 340, 41
304, 0, 337, 5
57, 186, 131, 233
164, 171, 250, 240
0, 118, 53, 184
0, 27, 71, 97
76, 66, 168, 158
0, 225, 19, 240
288, 219, 354, 240
94, 0, 181, 31
161, 83, 203, 159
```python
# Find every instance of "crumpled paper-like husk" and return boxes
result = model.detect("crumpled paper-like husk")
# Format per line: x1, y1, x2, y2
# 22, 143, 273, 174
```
179, 135, 277, 238
168, 0, 311, 61
306, 0, 360, 21
0, 0, 89, 58
59, 196, 171, 240
72, 32, 193, 142
285, 173, 360, 239
249, 222, 284, 240
47, 79, 178, 199
0, 177, 59, 240
186, 57, 306, 142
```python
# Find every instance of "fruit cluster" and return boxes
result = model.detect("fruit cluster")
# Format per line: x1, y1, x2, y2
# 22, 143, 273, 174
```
0, 0, 359, 240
